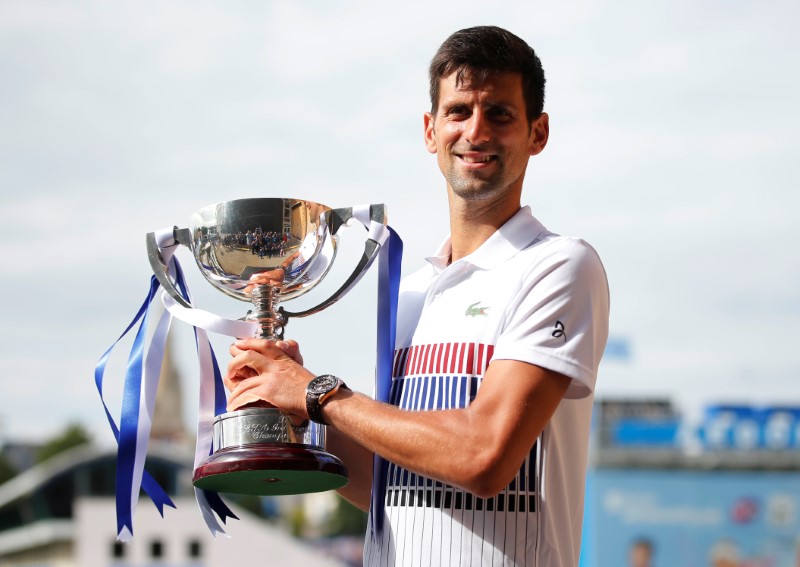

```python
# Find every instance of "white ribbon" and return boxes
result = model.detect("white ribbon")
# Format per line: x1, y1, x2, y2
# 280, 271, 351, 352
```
162, 295, 258, 339
351, 204, 390, 247
147, 228, 251, 537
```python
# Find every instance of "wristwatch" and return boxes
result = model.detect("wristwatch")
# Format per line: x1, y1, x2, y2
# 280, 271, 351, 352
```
305, 375, 349, 425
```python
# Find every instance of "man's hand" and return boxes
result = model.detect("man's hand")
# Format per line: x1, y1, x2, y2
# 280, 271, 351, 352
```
275, 339, 304, 365
225, 338, 314, 418
242, 250, 302, 294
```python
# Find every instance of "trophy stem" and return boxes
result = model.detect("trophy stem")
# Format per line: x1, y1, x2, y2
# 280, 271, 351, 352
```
246, 284, 286, 340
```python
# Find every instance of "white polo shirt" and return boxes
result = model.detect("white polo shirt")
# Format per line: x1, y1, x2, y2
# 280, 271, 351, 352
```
364, 207, 610, 567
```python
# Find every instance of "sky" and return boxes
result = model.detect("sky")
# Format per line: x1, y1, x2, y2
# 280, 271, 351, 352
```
1, 0, 799, 444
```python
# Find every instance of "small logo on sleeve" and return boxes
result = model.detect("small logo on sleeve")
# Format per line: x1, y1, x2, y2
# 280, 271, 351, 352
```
551, 320, 567, 342
465, 302, 490, 317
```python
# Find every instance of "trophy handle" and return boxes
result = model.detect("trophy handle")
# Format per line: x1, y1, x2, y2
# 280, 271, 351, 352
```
281, 204, 386, 320
146, 227, 194, 308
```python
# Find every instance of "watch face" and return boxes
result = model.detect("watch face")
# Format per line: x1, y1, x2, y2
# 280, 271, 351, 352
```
308, 375, 338, 395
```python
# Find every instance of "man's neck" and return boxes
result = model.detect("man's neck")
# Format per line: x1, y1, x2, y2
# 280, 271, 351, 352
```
447, 191, 521, 263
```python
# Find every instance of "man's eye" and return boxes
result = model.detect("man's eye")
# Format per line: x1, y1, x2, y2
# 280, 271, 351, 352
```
446, 106, 470, 117
488, 108, 513, 121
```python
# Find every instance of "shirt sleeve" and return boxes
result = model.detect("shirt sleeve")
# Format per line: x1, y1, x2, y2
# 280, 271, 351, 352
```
492, 237, 610, 399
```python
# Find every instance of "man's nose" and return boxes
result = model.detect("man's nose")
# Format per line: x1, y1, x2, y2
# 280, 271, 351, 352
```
463, 110, 491, 145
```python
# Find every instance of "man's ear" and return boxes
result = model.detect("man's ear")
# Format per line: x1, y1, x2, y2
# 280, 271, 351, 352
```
529, 112, 549, 156
424, 112, 437, 154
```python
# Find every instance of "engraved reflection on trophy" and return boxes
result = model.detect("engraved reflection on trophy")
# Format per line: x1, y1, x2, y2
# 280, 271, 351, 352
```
147, 197, 386, 496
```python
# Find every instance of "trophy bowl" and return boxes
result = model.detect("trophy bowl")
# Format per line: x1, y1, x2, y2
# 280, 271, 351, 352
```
190, 198, 334, 299
147, 197, 386, 496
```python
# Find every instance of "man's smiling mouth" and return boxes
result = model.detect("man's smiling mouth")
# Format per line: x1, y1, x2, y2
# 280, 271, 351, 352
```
457, 153, 496, 163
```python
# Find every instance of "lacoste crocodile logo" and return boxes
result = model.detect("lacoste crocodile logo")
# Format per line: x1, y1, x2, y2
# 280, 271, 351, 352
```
465, 302, 490, 317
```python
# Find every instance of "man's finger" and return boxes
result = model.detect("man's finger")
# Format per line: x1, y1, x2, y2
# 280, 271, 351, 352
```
274, 340, 303, 364
226, 391, 264, 412
225, 351, 268, 388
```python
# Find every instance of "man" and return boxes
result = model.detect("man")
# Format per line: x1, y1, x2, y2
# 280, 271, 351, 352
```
629, 538, 655, 567
225, 26, 609, 567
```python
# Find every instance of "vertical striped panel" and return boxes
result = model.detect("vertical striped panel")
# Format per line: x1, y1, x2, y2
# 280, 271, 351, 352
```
391, 342, 495, 378
369, 341, 540, 566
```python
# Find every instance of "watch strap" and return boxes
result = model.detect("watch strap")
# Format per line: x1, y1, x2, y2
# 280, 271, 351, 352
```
306, 377, 349, 425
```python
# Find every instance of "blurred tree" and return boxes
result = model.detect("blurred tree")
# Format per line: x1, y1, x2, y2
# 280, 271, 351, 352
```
222, 494, 280, 522
325, 496, 368, 537
0, 453, 17, 484
36, 423, 91, 463
288, 504, 307, 538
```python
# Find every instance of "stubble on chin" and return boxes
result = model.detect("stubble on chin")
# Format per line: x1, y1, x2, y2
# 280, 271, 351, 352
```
446, 167, 507, 202
450, 184, 504, 203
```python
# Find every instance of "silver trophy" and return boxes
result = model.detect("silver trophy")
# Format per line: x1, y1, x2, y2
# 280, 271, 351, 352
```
146, 198, 386, 495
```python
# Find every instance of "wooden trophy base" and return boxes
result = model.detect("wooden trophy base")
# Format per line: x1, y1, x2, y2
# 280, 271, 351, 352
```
192, 443, 348, 496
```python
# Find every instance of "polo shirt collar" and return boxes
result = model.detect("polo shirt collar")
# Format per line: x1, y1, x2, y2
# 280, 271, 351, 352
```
426, 206, 547, 271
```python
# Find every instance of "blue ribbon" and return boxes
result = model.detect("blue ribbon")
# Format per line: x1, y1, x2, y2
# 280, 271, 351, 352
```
171, 259, 228, 419
94, 276, 176, 537
371, 227, 402, 538
95, 254, 236, 538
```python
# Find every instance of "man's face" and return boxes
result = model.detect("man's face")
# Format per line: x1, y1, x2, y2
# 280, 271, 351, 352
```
629, 544, 652, 567
424, 71, 548, 203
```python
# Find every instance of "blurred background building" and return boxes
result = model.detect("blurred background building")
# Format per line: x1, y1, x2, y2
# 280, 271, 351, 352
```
4, 393, 798, 566
0, 442, 356, 567
581, 399, 800, 567
0, 346, 363, 567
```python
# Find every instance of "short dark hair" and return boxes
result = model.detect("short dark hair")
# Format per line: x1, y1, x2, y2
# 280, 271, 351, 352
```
428, 26, 546, 120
